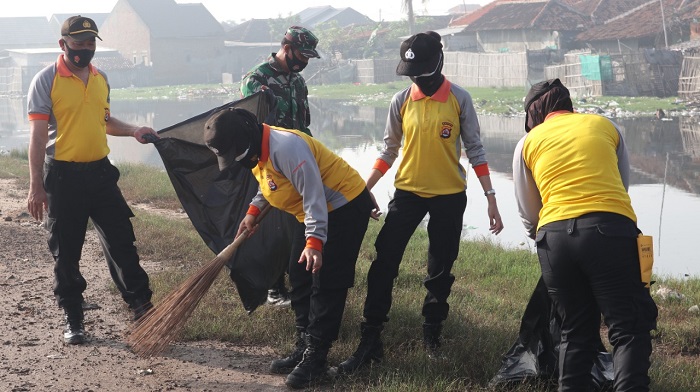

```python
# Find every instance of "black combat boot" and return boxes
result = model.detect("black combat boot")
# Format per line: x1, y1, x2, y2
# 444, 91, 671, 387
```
63, 305, 85, 345
337, 322, 384, 375
285, 334, 331, 389
423, 322, 443, 359
130, 298, 154, 321
270, 328, 307, 374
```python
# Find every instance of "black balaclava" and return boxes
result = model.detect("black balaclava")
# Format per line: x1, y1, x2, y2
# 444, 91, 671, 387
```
524, 78, 573, 132
231, 108, 263, 169
410, 54, 444, 96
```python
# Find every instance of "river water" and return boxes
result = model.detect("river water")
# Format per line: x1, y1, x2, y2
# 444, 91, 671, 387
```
1, 95, 698, 278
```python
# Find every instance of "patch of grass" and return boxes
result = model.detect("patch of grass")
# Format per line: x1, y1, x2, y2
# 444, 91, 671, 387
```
116, 163, 181, 210
138, 208, 700, 391
110, 83, 239, 101
0, 149, 29, 182
1, 153, 698, 390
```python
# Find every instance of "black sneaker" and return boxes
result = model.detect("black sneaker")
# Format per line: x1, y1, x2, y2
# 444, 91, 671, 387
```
131, 299, 154, 321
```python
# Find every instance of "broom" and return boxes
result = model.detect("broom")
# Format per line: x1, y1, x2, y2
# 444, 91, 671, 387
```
127, 204, 272, 357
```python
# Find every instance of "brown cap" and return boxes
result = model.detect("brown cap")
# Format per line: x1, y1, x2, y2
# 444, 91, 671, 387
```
61, 15, 102, 41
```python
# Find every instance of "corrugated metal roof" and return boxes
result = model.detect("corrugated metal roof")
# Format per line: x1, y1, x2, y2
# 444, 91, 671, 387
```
463, 1, 589, 32
298, 6, 374, 28
559, 0, 602, 15
576, 0, 688, 41
226, 19, 275, 43
125, 0, 223, 38
587, 0, 651, 24
678, 0, 700, 21
432, 26, 469, 37
449, 0, 500, 27
0, 17, 55, 47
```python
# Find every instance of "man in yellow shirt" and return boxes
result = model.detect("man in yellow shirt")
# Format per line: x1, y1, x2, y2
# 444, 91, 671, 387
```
26, 16, 158, 345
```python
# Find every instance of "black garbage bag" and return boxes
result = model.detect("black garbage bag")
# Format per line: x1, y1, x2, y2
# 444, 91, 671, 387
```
150, 91, 297, 313
489, 277, 614, 390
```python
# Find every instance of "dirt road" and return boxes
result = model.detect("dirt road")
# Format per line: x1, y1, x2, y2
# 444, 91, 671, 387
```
0, 178, 290, 392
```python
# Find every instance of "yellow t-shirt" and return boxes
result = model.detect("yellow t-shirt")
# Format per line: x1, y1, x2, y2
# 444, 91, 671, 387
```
522, 112, 637, 229
27, 55, 110, 162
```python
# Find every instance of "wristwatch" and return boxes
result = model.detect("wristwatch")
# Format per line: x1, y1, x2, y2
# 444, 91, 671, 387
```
484, 189, 496, 196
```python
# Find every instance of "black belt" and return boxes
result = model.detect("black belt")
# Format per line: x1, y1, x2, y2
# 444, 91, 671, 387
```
541, 212, 634, 234
45, 157, 109, 171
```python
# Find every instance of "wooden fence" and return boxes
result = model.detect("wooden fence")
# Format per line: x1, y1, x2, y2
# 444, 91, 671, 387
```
350, 52, 528, 88
678, 56, 700, 98
680, 116, 700, 159
444, 52, 528, 88
545, 50, 681, 98
0, 68, 23, 95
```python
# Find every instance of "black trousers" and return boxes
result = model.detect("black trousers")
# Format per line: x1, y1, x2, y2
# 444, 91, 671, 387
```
363, 189, 467, 324
536, 212, 658, 392
44, 158, 152, 309
288, 188, 373, 342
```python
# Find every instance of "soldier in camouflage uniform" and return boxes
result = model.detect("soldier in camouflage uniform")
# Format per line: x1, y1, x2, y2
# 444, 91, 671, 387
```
241, 26, 320, 137
240, 26, 320, 309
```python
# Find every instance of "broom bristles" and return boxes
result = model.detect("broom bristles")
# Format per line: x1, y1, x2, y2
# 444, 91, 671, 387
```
126, 253, 229, 357
127, 205, 271, 358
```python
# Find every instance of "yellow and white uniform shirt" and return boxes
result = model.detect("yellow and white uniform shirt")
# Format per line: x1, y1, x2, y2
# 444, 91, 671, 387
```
512, 111, 636, 239
248, 125, 366, 250
27, 55, 111, 162
373, 78, 489, 197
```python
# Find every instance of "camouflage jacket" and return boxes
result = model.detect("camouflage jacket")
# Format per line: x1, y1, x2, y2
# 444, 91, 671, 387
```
240, 53, 312, 136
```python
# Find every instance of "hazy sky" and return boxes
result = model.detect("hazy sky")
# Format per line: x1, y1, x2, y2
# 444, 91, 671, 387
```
5, 0, 493, 23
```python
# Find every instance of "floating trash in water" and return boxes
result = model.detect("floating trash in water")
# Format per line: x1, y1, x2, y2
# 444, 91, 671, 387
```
654, 286, 686, 301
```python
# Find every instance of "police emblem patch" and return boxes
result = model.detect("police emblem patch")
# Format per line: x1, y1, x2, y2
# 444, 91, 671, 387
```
440, 122, 453, 138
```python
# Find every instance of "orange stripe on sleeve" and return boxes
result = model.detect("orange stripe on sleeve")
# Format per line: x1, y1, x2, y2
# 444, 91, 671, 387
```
372, 158, 391, 175
246, 205, 261, 217
473, 163, 490, 177
305, 237, 323, 252
28, 113, 50, 121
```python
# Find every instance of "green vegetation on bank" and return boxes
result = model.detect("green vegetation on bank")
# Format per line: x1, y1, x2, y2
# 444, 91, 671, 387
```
1, 158, 698, 391
114, 161, 700, 392
110, 82, 688, 116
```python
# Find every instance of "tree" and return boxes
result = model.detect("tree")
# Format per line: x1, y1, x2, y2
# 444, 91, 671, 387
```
402, 0, 429, 35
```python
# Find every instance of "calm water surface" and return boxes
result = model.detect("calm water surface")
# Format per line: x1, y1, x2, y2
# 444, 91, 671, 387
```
1, 96, 698, 278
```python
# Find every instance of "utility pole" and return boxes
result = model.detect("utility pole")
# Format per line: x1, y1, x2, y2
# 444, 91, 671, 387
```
660, 0, 669, 48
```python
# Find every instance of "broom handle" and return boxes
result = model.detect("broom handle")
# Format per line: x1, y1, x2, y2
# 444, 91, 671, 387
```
216, 204, 273, 261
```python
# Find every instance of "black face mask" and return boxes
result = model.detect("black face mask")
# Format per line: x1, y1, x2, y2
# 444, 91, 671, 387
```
409, 54, 444, 96
285, 49, 308, 73
410, 74, 444, 96
234, 122, 263, 169
65, 44, 95, 68
235, 143, 261, 169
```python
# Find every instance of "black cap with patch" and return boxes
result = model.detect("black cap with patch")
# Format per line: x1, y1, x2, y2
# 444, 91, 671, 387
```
204, 108, 260, 171
61, 15, 102, 41
396, 32, 443, 76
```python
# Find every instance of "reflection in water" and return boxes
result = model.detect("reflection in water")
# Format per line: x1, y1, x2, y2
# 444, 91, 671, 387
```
1, 96, 697, 277
307, 98, 700, 278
